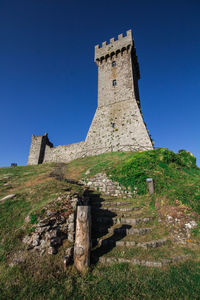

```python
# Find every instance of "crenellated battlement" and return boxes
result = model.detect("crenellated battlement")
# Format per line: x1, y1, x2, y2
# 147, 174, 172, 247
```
95, 30, 133, 62
94, 29, 140, 78
94, 30, 134, 62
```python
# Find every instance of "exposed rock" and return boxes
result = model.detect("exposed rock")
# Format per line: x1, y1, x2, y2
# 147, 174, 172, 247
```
63, 246, 73, 267
68, 223, 74, 232
24, 215, 31, 223
22, 192, 79, 255
65, 246, 73, 257
3, 183, 12, 187
185, 220, 197, 229
50, 237, 62, 247
48, 247, 57, 255
68, 213, 74, 223
85, 169, 90, 175
0, 194, 16, 203
158, 205, 200, 244
68, 233, 74, 243
35, 226, 50, 234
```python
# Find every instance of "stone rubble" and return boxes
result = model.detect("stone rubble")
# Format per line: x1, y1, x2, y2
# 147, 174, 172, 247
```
63, 246, 73, 268
81, 173, 132, 198
185, 220, 197, 230
22, 193, 79, 255
165, 213, 199, 244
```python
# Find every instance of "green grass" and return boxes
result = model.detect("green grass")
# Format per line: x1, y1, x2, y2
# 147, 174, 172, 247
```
0, 260, 200, 299
0, 164, 84, 265
65, 148, 200, 214
0, 150, 200, 299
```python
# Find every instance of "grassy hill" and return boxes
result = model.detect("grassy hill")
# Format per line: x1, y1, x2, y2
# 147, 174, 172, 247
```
66, 148, 200, 212
0, 149, 200, 299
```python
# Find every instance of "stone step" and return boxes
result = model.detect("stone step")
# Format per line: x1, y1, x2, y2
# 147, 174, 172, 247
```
113, 227, 152, 235
92, 206, 138, 213
98, 254, 190, 267
103, 201, 133, 206
99, 256, 162, 267
108, 207, 138, 212
96, 238, 167, 249
119, 217, 152, 225
94, 216, 152, 226
115, 211, 143, 218
92, 226, 152, 236
138, 239, 168, 249
91, 209, 117, 217
91, 206, 141, 213
116, 239, 168, 249
90, 202, 104, 207
90, 201, 133, 208
116, 241, 136, 247
93, 213, 143, 221
91, 225, 130, 237
94, 216, 115, 225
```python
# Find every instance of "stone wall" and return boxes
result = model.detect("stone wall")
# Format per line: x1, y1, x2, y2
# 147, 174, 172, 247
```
85, 99, 153, 152
44, 141, 85, 163
82, 173, 132, 198
95, 30, 140, 107
28, 134, 53, 165
28, 135, 44, 165
97, 50, 135, 107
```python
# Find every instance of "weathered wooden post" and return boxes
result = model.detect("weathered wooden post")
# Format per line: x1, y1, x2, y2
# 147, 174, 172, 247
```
74, 205, 91, 272
146, 178, 154, 195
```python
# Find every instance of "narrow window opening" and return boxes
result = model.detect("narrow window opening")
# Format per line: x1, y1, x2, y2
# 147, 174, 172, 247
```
113, 80, 117, 87
112, 61, 116, 67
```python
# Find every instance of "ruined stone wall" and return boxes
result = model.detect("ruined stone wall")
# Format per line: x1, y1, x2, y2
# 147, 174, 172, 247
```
43, 141, 85, 163
28, 134, 53, 165
28, 135, 45, 165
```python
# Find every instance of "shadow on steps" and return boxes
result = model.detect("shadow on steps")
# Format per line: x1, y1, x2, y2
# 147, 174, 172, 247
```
85, 190, 131, 265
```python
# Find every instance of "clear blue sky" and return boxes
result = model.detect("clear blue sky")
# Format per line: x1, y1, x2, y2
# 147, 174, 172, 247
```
0, 0, 200, 166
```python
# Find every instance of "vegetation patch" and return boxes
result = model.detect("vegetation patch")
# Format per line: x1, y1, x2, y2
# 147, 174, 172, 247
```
0, 150, 200, 299
65, 149, 200, 214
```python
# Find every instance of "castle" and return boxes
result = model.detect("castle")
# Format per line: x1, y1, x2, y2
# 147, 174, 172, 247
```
28, 30, 153, 165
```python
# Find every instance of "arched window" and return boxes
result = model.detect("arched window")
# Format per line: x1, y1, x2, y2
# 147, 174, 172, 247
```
112, 80, 117, 86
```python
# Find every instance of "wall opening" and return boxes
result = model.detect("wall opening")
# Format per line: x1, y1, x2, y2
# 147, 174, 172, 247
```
112, 80, 117, 86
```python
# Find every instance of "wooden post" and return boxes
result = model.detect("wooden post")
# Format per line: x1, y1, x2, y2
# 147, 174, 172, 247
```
74, 206, 91, 272
146, 178, 154, 195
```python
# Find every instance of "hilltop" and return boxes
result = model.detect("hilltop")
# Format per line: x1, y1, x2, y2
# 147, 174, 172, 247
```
0, 149, 200, 299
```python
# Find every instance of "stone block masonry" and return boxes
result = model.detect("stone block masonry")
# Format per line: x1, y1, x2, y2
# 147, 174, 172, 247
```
28, 30, 153, 165
28, 133, 53, 165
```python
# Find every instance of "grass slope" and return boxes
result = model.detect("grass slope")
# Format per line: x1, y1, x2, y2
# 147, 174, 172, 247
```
0, 149, 200, 299
66, 149, 200, 213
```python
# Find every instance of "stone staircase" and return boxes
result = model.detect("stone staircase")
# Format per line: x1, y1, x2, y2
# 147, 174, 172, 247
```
88, 192, 190, 267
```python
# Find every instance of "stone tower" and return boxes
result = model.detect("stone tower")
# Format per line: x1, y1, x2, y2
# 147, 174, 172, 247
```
28, 29, 153, 165
85, 29, 153, 152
